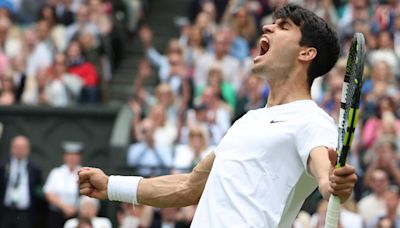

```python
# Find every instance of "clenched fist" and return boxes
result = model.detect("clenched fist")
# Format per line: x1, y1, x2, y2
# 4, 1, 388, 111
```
78, 167, 109, 200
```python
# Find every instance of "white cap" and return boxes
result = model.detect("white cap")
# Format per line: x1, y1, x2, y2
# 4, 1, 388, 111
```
62, 141, 84, 154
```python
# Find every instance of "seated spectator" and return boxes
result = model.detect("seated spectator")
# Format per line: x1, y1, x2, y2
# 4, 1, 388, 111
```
178, 25, 206, 75
48, 53, 84, 105
148, 104, 178, 148
21, 68, 50, 105
234, 74, 268, 121
65, 4, 99, 49
197, 86, 231, 143
79, 31, 110, 102
64, 196, 112, 228
358, 169, 390, 224
44, 141, 83, 228
367, 188, 400, 228
0, 74, 15, 105
193, 30, 242, 90
310, 199, 363, 228
9, 55, 27, 102
127, 118, 173, 177
376, 216, 395, 228
368, 30, 400, 77
66, 40, 100, 103
150, 208, 182, 228
362, 96, 400, 150
364, 136, 400, 187
117, 203, 154, 228
24, 26, 52, 79
76, 217, 93, 228
195, 66, 236, 110
0, 135, 43, 228
173, 124, 214, 173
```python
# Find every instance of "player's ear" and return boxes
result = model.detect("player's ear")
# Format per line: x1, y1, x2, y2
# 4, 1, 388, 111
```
298, 47, 317, 62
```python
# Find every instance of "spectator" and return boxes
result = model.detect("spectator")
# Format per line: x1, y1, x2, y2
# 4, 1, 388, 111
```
310, 199, 363, 228
197, 86, 231, 144
362, 96, 400, 150
173, 124, 214, 173
127, 118, 173, 177
44, 141, 83, 228
0, 74, 15, 105
117, 203, 154, 228
25, 24, 53, 79
0, 135, 43, 228
66, 40, 100, 103
48, 53, 84, 105
193, 30, 242, 90
223, 5, 257, 44
64, 196, 112, 228
195, 65, 236, 110
368, 30, 400, 77
364, 136, 400, 187
179, 25, 206, 76
9, 55, 27, 102
148, 104, 178, 148
234, 73, 268, 121
65, 3, 99, 49
357, 169, 390, 225
78, 31, 110, 101
368, 188, 400, 228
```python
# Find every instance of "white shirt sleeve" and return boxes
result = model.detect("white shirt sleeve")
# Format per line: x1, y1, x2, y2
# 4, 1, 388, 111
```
43, 169, 57, 193
295, 116, 337, 174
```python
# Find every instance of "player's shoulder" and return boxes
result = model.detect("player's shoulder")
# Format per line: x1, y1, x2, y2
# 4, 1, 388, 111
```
300, 102, 337, 133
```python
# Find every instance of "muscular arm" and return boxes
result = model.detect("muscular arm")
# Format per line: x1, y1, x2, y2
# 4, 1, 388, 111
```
138, 152, 214, 207
79, 152, 215, 208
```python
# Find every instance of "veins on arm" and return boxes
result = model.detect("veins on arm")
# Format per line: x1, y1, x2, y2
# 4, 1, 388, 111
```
137, 152, 215, 208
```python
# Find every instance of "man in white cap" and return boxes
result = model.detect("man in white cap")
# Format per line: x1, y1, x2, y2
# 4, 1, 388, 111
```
44, 141, 83, 228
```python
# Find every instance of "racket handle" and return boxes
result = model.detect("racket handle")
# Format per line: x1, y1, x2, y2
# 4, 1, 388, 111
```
324, 195, 341, 228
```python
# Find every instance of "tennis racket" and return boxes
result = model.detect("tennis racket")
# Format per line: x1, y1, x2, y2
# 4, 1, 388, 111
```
324, 33, 365, 228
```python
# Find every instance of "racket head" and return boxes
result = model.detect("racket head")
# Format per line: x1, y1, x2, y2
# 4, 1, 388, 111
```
336, 33, 365, 167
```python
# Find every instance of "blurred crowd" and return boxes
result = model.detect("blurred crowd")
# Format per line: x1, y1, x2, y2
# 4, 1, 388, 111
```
2, 0, 400, 227
0, 0, 137, 105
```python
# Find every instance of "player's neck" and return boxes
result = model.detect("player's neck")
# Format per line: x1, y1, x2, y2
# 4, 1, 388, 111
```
266, 75, 311, 107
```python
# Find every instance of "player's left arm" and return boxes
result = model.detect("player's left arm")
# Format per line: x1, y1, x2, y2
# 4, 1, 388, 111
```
308, 146, 357, 203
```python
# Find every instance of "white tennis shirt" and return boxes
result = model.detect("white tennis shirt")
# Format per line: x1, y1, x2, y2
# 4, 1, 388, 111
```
191, 100, 337, 227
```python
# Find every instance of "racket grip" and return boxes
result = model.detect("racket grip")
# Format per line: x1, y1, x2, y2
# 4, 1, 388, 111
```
324, 195, 341, 228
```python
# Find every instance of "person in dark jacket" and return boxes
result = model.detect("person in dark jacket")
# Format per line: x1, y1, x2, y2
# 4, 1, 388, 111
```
0, 135, 43, 228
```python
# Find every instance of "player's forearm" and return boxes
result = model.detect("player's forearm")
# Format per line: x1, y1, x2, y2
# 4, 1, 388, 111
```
318, 179, 331, 201
137, 154, 214, 207
137, 174, 201, 208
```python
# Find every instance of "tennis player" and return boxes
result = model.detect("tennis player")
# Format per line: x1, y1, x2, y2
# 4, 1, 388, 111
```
78, 4, 357, 227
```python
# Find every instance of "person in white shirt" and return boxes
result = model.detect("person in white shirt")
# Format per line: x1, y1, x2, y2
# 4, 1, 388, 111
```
357, 169, 390, 224
173, 124, 214, 173
64, 196, 112, 228
44, 141, 83, 228
78, 4, 357, 227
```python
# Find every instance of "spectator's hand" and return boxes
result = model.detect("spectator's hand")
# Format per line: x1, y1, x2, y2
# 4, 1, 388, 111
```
129, 99, 142, 116
328, 148, 357, 203
139, 25, 153, 48
78, 167, 109, 200
62, 205, 77, 218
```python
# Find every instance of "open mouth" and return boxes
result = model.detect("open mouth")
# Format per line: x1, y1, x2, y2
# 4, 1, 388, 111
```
259, 37, 269, 56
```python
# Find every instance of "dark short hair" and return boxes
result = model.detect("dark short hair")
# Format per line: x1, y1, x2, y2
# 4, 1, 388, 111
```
273, 4, 340, 87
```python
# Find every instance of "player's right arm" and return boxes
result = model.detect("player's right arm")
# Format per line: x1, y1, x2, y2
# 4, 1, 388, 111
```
79, 152, 215, 208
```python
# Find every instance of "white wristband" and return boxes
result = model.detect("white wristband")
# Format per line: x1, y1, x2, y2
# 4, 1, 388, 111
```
107, 175, 143, 204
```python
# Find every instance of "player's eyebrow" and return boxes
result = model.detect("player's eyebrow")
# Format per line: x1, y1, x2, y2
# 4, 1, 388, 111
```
273, 18, 293, 28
